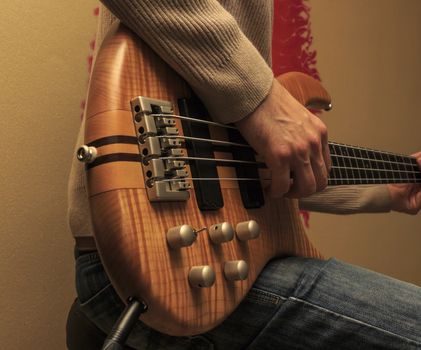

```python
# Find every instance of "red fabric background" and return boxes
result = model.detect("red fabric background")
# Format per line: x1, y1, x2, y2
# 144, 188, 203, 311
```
272, 0, 320, 227
272, 0, 319, 79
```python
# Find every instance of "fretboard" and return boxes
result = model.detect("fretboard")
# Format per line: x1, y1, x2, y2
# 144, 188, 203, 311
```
328, 142, 421, 185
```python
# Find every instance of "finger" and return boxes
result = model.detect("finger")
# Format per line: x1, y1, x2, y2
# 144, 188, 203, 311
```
321, 133, 331, 176
258, 168, 271, 189
310, 150, 329, 191
309, 132, 329, 191
410, 151, 421, 158
409, 184, 421, 215
313, 118, 331, 174
286, 159, 316, 198
414, 185, 421, 214
268, 163, 291, 198
412, 152, 421, 169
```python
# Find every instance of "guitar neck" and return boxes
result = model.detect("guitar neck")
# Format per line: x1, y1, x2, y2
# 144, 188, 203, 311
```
328, 142, 421, 185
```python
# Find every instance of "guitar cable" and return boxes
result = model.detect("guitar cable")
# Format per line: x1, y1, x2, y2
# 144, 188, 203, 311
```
101, 297, 148, 350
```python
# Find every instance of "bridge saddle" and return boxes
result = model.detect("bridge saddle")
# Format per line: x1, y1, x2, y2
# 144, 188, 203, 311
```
131, 96, 191, 202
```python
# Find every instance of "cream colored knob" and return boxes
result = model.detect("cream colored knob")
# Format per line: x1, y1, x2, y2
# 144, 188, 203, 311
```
209, 222, 234, 244
235, 220, 260, 241
224, 260, 249, 281
188, 266, 216, 288
166, 225, 196, 249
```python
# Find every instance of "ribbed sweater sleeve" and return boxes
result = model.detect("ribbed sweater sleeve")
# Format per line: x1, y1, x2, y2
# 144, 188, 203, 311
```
99, 0, 274, 124
299, 185, 392, 214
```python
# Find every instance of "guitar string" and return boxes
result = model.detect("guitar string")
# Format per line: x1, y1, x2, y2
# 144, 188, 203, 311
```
151, 113, 237, 130
150, 138, 418, 168
151, 156, 421, 175
141, 134, 252, 149
145, 163, 420, 187
142, 114, 420, 186
158, 156, 263, 166
150, 113, 417, 164
328, 141, 417, 159
146, 177, 421, 185
328, 153, 418, 167
142, 131, 418, 168
326, 179, 421, 182
152, 155, 421, 177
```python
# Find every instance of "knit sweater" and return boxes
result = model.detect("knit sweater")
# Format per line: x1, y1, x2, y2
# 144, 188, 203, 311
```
67, 3, 391, 239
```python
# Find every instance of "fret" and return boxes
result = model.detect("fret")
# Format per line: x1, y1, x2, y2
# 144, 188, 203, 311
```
331, 166, 416, 175
405, 158, 415, 182
415, 158, 421, 182
404, 156, 418, 181
360, 149, 370, 183
390, 154, 402, 181
342, 145, 354, 184
389, 154, 400, 171
335, 143, 346, 185
336, 145, 348, 183
349, 147, 363, 184
369, 150, 381, 182
376, 152, 385, 170
409, 157, 420, 182
330, 144, 345, 185
329, 164, 342, 185
379, 152, 395, 183
356, 148, 367, 183
407, 158, 418, 181
360, 149, 372, 183
328, 177, 421, 184
366, 150, 379, 183
327, 142, 421, 186
396, 155, 409, 182
380, 151, 396, 183
354, 148, 368, 183
396, 155, 404, 182
335, 145, 348, 185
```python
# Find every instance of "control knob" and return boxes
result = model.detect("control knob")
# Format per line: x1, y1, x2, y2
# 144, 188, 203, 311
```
166, 225, 197, 249
188, 266, 216, 288
208, 222, 234, 244
224, 260, 249, 281
235, 220, 260, 241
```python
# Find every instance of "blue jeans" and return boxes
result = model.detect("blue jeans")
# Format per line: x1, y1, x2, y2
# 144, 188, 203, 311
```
75, 249, 421, 349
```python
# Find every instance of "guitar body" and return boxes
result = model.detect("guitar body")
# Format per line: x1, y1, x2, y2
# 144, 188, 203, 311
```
84, 24, 331, 336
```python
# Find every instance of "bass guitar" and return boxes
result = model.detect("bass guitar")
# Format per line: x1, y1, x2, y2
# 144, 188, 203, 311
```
77, 23, 421, 336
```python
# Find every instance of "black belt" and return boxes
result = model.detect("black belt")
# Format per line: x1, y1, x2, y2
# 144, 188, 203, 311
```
74, 236, 97, 251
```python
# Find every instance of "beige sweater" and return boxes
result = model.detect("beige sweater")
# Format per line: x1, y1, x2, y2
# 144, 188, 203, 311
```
67, 3, 391, 239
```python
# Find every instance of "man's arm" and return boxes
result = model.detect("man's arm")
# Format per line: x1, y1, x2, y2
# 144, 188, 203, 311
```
387, 152, 421, 215
99, 0, 273, 124
299, 153, 421, 215
99, 1, 330, 198
237, 80, 330, 198
299, 185, 392, 214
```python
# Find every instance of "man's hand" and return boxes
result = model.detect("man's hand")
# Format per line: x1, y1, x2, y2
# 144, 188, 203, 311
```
388, 152, 421, 215
236, 78, 331, 198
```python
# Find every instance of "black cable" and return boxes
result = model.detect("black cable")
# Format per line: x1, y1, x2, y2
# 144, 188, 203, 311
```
101, 297, 148, 350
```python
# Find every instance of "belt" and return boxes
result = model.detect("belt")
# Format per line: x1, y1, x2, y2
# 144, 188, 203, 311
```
74, 236, 97, 251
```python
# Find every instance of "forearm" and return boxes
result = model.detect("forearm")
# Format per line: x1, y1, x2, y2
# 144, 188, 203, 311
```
299, 185, 392, 214
99, 0, 273, 123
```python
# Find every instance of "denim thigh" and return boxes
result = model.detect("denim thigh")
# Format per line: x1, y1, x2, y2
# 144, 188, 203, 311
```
243, 257, 421, 349
75, 251, 421, 349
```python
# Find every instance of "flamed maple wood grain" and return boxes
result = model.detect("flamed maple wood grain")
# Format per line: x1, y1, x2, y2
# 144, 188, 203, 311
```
85, 23, 330, 336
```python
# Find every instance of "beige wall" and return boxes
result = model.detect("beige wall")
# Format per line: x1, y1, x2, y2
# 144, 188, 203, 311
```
0, 0, 97, 349
309, 0, 421, 285
0, 0, 419, 349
